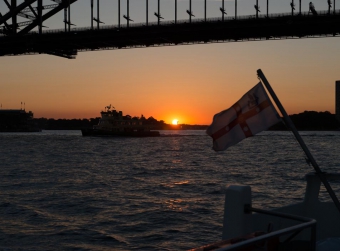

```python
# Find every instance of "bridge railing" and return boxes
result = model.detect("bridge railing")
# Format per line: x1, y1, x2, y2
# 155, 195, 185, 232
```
1, 9, 338, 37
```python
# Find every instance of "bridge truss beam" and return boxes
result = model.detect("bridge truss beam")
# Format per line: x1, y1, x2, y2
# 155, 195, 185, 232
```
0, 0, 79, 35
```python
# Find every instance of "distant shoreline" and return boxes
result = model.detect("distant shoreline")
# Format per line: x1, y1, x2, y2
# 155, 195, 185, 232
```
32, 111, 340, 131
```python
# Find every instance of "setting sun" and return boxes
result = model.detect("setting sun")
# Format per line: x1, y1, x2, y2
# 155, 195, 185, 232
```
172, 119, 179, 125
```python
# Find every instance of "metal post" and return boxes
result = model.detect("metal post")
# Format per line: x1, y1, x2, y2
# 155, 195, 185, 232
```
97, 0, 99, 29
190, 0, 192, 23
235, 0, 237, 20
68, 0, 71, 32
292, 0, 294, 16
146, 0, 148, 26
175, 0, 177, 24
38, 0, 42, 34
222, 0, 224, 21
118, 0, 120, 28
11, 0, 17, 34
256, 0, 258, 19
64, 6, 67, 32
299, 0, 301, 15
257, 69, 340, 214
205, 0, 206, 22
91, 0, 93, 30
267, 0, 269, 17
158, 0, 160, 25
127, 0, 129, 28
334, 0, 335, 14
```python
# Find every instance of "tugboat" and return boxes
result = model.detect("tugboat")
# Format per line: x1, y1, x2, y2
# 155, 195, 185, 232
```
81, 105, 160, 137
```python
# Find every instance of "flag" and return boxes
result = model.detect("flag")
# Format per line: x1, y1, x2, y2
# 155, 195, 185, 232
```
206, 82, 281, 151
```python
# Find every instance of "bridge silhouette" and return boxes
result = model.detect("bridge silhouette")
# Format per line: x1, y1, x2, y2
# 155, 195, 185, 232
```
0, 0, 339, 59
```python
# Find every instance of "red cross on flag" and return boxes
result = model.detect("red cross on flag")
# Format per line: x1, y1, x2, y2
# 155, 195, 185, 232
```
206, 82, 281, 151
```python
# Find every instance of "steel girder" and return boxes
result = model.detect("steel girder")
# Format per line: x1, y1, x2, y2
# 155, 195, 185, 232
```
0, 0, 79, 35
0, 0, 79, 58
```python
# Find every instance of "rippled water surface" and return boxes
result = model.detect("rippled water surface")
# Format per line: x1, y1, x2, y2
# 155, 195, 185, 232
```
0, 130, 339, 250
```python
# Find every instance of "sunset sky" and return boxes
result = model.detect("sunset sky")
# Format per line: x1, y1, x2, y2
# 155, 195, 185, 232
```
1, 0, 339, 125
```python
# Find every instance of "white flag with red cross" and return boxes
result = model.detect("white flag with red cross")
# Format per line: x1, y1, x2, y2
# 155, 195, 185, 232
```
206, 82, 281, 151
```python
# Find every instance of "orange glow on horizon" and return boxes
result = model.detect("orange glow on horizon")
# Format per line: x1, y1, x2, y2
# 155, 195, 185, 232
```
1, 39, 338, 125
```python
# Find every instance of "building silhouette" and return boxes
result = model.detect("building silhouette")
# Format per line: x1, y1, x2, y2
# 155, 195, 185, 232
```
0, 109, 40, 132
336, 81, 340, 122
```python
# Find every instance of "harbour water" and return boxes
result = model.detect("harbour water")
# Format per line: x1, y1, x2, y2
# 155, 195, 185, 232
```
0, 130, 339, 251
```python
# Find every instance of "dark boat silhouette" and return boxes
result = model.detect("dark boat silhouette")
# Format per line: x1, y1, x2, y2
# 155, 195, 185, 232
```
81, 106, 160, 137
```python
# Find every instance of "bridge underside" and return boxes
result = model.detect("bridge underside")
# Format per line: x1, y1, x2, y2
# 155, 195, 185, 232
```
0, 12, 340, 59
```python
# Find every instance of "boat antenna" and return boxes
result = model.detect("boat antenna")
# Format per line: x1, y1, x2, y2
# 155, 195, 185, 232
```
257, 69, 340, 214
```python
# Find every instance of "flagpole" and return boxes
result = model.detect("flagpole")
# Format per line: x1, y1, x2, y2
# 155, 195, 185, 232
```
257, 69, 340, 213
